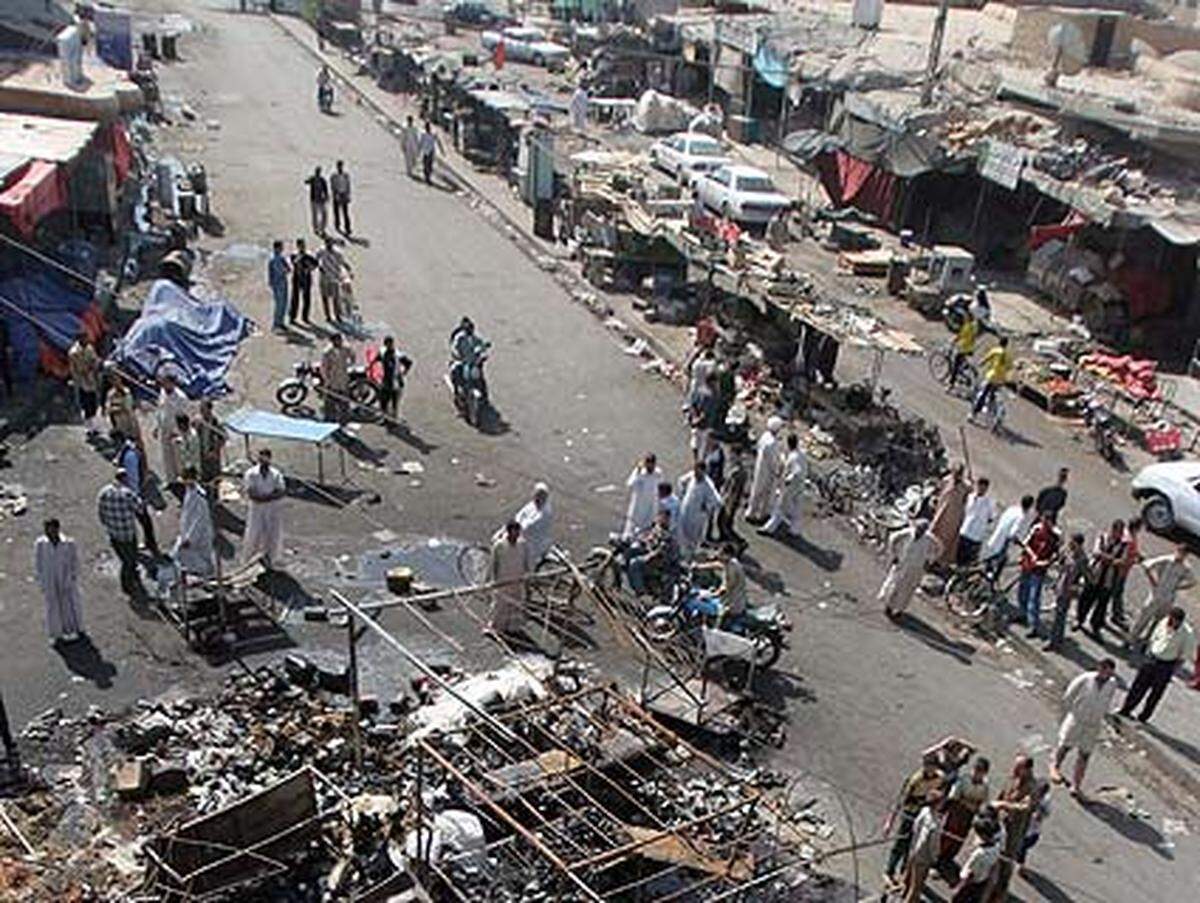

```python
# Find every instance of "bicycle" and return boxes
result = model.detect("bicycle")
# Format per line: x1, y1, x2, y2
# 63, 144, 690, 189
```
969, 383, 1007, 433
944, 560, 1017, 633
927, 340, 979, 399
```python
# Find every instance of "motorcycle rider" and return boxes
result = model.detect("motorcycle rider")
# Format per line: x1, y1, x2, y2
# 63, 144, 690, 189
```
687, 543, 750, 630
449, 316, 489, 404
624, 508, 681, 596
317, 64, 333, 111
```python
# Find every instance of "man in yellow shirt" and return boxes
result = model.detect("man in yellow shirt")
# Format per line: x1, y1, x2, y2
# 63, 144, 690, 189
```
970, 336, 1013, 422
948, 311, 978, 390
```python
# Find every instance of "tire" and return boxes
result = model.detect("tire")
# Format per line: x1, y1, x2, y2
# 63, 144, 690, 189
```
751, 632, 782, 669
456, 544, 490, 586
533, 53, 545, 66
945, 571, 993, 621
276, 382, 307, 409
349, 378, 378, 408
583, 548, 621, 591
467, 389, 482, 427
928, 349, 950, 384
959, 365, 979, 399
643, 611, 678, 642
1143, 495, 1175, 533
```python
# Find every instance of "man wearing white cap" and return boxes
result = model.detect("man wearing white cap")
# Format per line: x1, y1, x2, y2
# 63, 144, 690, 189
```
745, 416, 783, 523
513, 483, 554, 564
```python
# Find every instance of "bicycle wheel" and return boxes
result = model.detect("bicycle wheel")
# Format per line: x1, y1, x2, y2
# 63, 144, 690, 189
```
945, 571, 994, 621
456, 544, 490, 586
928, 349, 951, 384
957, 364, 979, 399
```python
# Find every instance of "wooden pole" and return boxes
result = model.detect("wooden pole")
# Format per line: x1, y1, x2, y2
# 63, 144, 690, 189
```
346, 615, 363, 770
922, 0, 951, 107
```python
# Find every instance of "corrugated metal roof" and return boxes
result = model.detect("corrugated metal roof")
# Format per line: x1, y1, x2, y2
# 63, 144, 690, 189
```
0, 112, 98, 163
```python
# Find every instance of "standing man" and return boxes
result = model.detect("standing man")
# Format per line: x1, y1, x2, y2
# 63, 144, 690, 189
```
1127, 544, 1194, 650
623, 453, 661, 538
418, 121, 442, 185
289, 238, 318, 325
676, 461, 721, 556
317, 237, 351, 323
97, 468, 147, 599
980, 494, 1034, 578
880, 520, 941, 620
401, 115, 420, 178
155, 374, 189, 487
745, 416, 782, 523
1075, 520, 1127, 637
759, 433, 805, 538
330, 160, 352, 236
901, 791, 944, 903
1110, 517, 1143, 630
1044, 531, 1089, 652
320, 333, 354, 424
197, 399, 226, 490
657, 480, 680, 544
487, 520, 530, 636
716, 445, 748, 550
1035, 467, 1069, 519
1118, 607, 1196, 724
956, 477, 997, 566
68, 336, 102, 436
1049, 659, 1117, 798
883, 753, 944, 889
114, 431, 158, 555
987, 755, 1036, 902
243, 449, 287, 569
513, 483, 554, 564
305, 165, 329, 234
949, 818, 1001, 903
377, 335, 411, 423
687, 372, 719, 463
173, 414, 201, 480
1016, 512, 1060, 638
34, 519, 83, 644
930, 464, 970, 570
268, 239, 291, 331
173, 467, 215, 577
105, 372, 142, 448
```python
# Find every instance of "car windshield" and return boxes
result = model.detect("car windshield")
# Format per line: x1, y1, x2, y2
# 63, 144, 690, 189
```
736, 176, 777, 193
687, 138, 723, 157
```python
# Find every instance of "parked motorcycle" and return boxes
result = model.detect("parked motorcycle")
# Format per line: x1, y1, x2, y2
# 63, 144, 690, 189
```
447, 344, 490, 427
276, 360, 378, 414
643, 581, 789, 670
1083, 392, 1121, 466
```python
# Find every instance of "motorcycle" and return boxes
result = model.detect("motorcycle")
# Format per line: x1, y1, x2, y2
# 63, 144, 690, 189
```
447, 345, 490, 427
318, 81, 334, 114
643, 579, 789, 671
942, 292, 994, 336
1083, 393, 1120, 465
584, 532, 682, 603
276, 360, 378, 415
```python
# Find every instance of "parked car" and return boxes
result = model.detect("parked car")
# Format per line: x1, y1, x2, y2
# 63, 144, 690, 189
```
479, 26, 570, 67
444, 1, 514, 28
1131, 460, 1200, 535
648, 132, 732, 184
694, 164, 792, 224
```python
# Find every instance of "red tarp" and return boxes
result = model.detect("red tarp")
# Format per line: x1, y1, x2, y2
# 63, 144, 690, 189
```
107, 121, 133, 185
0, 160, 67, 238
1029, 210, 1087, 250
816, 150, 898, 222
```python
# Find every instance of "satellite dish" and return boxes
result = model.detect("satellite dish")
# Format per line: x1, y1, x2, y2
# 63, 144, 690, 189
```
1046, 23, 1087, 85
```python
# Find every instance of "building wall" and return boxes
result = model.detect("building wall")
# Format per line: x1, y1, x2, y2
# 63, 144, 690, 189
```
1009, 8, 1129, 67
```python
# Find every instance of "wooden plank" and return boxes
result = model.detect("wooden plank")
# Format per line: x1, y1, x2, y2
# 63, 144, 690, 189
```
621, 825, 754, 881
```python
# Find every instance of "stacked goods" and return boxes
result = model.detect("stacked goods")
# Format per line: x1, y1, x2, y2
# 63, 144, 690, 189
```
1078, 352, 1160, 400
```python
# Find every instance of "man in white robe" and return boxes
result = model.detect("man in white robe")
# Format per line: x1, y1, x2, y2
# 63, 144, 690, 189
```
686, 348, 716, 408
676, 461, 722, 556
243, 449, 287, 568
657, 481, 681, 546
1049, 660, 1117, 798
155, 375, 189, 485
880, 520, 940, 617
745, 415, 783, 523
34, 519, 83, 643
488, 520, 530, 635
401, 115, 420, 178
173, 468, 215, 577
569, 84, 589, 131
513, 482, 553, 563
623, 454, 661, 538
760, 434, 806, 537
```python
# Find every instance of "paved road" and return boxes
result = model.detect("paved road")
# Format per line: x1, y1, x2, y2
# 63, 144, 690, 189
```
1, 6, 1197, 900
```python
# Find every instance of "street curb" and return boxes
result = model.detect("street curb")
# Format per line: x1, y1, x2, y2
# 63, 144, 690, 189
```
267, 14, 684, 370
1005, 629, 1200, 805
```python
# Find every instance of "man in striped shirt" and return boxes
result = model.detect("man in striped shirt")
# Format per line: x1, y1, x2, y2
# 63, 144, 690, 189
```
97, 469, 146, 598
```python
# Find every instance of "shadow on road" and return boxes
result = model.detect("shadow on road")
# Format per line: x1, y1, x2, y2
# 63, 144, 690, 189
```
54, 636, 117, 689
1020, 868, 1076, 903
764, 531, 843, 572
1142, 721, 1200, 771
335, 431, 389, 465
897, 614, 976, 665
753, 669, 816, 706
1080, 797, 1172, 858
386, 421, 438, 455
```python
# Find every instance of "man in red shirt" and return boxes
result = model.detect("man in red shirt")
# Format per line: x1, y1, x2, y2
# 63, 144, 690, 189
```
1017, 512, 1061, 638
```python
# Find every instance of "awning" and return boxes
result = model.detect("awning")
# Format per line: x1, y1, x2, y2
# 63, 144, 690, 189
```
1147, 214, 1200, 247
224, 409, 340, 445
781, 128, 842, 166
0, 160, 67, 239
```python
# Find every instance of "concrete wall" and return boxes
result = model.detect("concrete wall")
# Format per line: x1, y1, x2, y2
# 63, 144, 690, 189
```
1011, 7, 1200, 67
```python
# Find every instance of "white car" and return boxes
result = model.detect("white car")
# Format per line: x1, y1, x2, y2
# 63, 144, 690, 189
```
1131, 460, 1200, 535
480, 26, 570, 67
694, 164, 792, 224
648, 132, 732, 185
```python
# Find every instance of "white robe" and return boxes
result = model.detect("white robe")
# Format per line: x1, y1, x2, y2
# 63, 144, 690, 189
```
676, 471, 722, 555
1058, 672, 1117, 754
879, 528, 939, 613
401, 127, 419, 175
569, 87, 589, 130
515, 499, 554, 564
174, 484, 215, 576
156, 387, 188, 483
489, 536, 530, 632
764, 449, 806, 533
35, 535, 82, 639
623, 466, 661, 538
243, 464, 286, 566
745, 429, 780, 521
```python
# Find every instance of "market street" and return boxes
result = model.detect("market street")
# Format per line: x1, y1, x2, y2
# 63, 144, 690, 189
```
2, 3, 1199, 900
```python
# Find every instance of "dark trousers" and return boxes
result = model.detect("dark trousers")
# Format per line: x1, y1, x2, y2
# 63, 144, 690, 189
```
136, 507, 159, 554
1046, 593, 1071, 648
333, 196, 351, 234
1111, 574, 1129, 623
0, 691, 15, 760
1120, 657, 1177, 722
972, 382, 998, 415
1076, 582, 1112, 633
716, 505, 744, 548
956, 536, 981, 566
290, 277, 312, 322
422, 152, 434, 184
110, 537, 144, 597
886, 811, 916, 877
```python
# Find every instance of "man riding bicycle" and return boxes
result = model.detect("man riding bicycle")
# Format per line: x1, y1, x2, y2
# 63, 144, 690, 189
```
970, 335, 1013, 423
948, 308, 979, 391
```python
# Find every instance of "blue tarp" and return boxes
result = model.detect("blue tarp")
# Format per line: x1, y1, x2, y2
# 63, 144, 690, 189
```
224, 408, 340, 445
112, 280, 253, 400
0, 264, 96, 383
